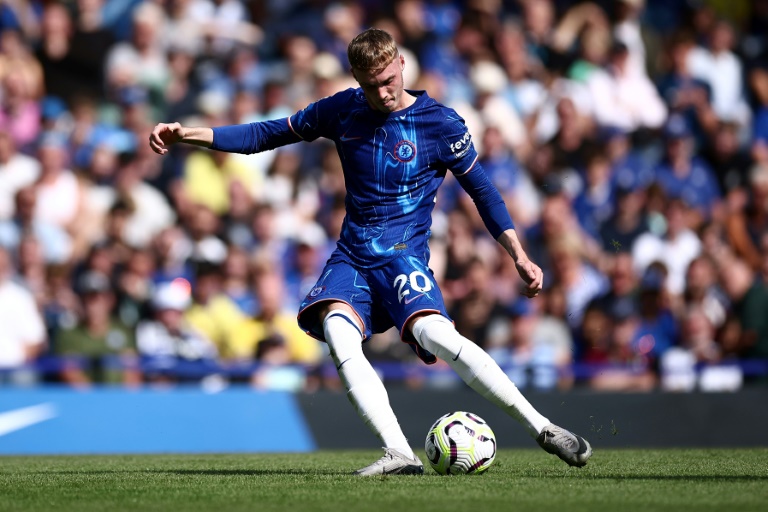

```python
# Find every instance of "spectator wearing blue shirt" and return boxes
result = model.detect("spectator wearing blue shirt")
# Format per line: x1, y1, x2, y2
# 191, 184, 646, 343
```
656, 33, 718, 142
573, 149, 615, 241
600, 126, 655, 192
634, 268, 679, 359
653, 115, 721, 219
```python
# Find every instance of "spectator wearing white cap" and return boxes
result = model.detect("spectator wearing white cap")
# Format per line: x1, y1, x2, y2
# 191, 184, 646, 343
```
136, 281, 217, 382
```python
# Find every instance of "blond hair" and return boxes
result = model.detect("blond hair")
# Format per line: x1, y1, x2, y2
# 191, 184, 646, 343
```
347, 28, 398, 72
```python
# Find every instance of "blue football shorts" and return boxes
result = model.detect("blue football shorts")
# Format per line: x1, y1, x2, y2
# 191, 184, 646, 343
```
297, 249, 450, 364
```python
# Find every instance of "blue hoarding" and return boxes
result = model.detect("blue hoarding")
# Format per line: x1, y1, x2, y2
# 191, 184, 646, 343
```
0, 387, 315, 454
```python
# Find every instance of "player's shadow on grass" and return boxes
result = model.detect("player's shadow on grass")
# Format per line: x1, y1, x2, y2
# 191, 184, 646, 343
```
156, 469, 342, 476
583, 475, 768, 482
26, 469, 343, 477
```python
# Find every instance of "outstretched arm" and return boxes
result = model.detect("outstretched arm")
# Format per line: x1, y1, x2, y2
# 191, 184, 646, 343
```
149, 118, 302, 156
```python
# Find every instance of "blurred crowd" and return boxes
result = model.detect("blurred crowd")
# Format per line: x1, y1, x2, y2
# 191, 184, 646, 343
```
0, 0, 767, 393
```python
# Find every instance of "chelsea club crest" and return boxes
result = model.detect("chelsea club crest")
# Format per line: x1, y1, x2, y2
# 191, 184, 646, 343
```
394, 140, 416, 162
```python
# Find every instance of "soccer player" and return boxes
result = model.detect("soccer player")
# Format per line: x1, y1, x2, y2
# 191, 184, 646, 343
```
149, 28, 592, 475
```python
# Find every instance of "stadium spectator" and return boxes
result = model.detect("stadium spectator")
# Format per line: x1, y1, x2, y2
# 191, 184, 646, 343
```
55, 271, 138, 387
182, 148, 254, 216
573, 149, 615, 241
632, 197, 702, 297
0, 130, 39, 221
653, 115, 722, 220
719, 258, 768, 361
524, 191, 583, 277
441, 210, 482, 303
548, 233, 608, 331
660, 307, 743, 392
488, 298, 574, 391
594, 252, 640, 319
229, 267, 322, 365
185, 204, 228, 265
283, 231, 326, 313
598, 180, 649, 254
114, 247, 155, 328
700, 121, 752, 196
0, 185, 72, 264
681, 255, 728, 329
656, 32, 718, 141
33, 133, 86, 245
448, 256, 507, 349
16, 234, 48, 307
495, 20, 547, 145
544, 97, 589, 199
589, 297, 657, 392
184, 263, 244, 355
0, 246, 46, 385
633, 267, 679, 359
0, 58, 42, 152
250, 334, 307, 392
136, 281, 218, 383
37, 0, 114, 106
104, 2, 169, 111
686, 20, 750, 127
725, 164, 768, 272
151, 225, 194, 285
41, 263, 80, 341
585, 40, 667, 132
221, 244, 257, 316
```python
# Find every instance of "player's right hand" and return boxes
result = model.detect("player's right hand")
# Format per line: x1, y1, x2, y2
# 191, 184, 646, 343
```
149, 122, 184, 155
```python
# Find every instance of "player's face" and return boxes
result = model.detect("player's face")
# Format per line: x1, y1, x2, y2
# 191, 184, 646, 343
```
353, 54, 407, 113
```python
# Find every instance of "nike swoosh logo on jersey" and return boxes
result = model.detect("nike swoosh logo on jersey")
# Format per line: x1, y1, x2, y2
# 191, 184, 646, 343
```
403, 293, 425, 305
339, 133, 362, 142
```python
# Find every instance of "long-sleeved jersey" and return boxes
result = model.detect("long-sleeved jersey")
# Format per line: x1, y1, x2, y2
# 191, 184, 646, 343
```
211, 88, 513, 267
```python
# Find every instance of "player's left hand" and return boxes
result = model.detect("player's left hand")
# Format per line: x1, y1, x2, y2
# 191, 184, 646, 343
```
515, 258, 543, 298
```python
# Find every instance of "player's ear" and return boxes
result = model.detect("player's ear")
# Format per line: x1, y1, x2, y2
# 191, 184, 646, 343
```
399, 54, 405, 70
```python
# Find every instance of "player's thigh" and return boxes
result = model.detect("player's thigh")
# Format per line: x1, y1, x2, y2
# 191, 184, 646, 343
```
370, 253, 450, 339
297, 257, 373, 340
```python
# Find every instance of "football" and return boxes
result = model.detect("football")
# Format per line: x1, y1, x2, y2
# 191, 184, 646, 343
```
424, 411, 497, 475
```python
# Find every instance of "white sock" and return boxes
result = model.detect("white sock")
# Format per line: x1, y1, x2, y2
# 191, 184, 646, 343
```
412, 314, 550, 437
323, 310, 415, 458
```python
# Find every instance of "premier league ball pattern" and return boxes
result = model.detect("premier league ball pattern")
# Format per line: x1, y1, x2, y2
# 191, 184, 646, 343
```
424, 411, 497, 475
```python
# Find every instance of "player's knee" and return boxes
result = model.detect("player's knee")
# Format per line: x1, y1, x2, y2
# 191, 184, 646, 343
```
323, 309, 364, 362
412, 314, 463, 360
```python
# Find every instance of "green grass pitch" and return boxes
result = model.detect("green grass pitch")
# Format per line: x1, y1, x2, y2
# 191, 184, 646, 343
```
1, 449, 767, 512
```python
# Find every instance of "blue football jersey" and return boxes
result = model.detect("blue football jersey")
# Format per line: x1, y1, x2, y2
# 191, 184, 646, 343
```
288, 88, 478, 267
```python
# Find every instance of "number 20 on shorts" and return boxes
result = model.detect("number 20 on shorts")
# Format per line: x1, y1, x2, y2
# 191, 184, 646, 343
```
394, 271, 433, 303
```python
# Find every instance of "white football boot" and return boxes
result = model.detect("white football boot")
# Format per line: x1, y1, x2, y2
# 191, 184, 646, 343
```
536, 424, 593, 467
353, 448, 425, 476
